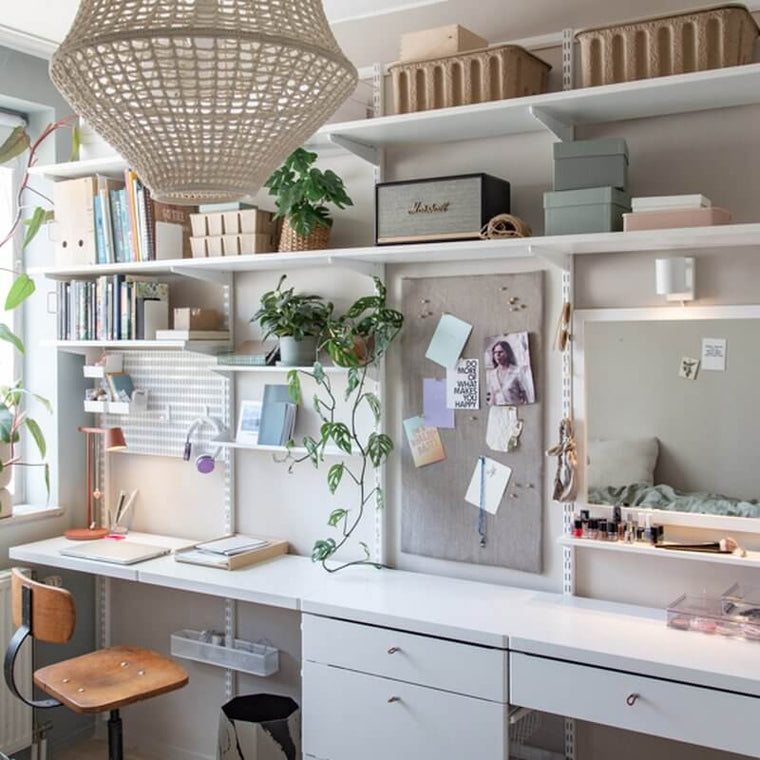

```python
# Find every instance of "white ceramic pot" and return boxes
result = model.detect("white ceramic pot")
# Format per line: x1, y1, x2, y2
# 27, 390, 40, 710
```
0, 443, 11, 490
279, 336, 318, 367
0, 488, 11, 519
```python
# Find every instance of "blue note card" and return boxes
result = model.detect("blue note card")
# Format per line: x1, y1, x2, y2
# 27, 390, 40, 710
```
425, 314, 472, 369
423, 378, 455, 429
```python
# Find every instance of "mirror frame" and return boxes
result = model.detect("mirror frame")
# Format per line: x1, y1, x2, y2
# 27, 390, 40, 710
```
573, 304, 760, 534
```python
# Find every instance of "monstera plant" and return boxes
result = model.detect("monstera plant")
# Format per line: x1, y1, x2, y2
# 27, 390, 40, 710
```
285, 276, 403, 572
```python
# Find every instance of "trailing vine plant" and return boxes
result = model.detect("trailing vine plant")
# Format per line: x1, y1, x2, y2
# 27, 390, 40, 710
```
285, 276, 403, 572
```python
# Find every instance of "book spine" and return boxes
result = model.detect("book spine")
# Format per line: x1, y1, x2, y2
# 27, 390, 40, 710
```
109, 189, 123, 264
120, 189, 135, 263
137, 183, 150, 262
144, 187, 156, 261
93, 196, 106, 265
125, 170, 142, 262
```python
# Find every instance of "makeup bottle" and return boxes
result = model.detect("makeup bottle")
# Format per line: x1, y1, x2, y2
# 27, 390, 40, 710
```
588, 519, 599, 540
598, 520, 608, 541
573, 519, 583, 538
580, 509, 590, 538
624, 514, 636, 544
607, 520, 617, 542
644, 514, 653, 544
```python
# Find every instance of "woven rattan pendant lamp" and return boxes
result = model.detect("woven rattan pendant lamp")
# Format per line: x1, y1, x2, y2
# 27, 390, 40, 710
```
50, 0, 358, 203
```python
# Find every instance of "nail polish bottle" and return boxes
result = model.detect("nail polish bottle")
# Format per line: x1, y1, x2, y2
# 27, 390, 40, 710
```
607, 520, 617, 542
644, 514, 653, 544
598, 520, 608, 540
588, 519, 599, 540
573, 519, 583, 538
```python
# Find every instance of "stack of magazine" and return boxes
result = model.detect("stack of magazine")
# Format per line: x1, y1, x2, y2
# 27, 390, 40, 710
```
217, 340, 279, 367
258, 385, 297, 446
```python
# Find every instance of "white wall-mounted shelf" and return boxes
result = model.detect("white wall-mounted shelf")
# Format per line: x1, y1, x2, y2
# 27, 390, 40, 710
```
558, 535, 760, 568
27, 64, 760, 179
28, 224, 760, 281
213, 364, 350, 377
49, 339, 230, 354
213, 435, 358, 458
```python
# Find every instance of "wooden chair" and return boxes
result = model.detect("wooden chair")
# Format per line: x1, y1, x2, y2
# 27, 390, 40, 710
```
3, 569, 188, 760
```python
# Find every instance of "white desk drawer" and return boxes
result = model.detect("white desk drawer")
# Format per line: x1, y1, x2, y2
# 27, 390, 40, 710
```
510, 652, 760, 758
303, 661, 508, 760
302, 613, 507, 702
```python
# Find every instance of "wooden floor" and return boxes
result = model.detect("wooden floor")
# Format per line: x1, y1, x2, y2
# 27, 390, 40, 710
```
58, 738, 149, 760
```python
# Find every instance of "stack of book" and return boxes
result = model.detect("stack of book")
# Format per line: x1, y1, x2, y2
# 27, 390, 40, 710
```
56, 276, 169, 341
216, 341, 279, 367
53, 172, 196, 267
624, 195, 731, 231
258, 385, 297, 446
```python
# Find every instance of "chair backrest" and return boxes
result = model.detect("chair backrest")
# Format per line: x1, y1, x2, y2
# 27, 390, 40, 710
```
11, 569, 76, 644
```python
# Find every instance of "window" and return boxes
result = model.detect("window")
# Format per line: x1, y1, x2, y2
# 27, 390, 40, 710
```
0, 115, 25, 502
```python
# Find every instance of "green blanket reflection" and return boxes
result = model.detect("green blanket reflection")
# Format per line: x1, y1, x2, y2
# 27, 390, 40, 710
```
589, 483, 760, 519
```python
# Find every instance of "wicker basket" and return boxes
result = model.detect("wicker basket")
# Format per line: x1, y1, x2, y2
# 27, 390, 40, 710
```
390, 44, 551, 114
576, 4, 759, 87
278, 218, 331, 252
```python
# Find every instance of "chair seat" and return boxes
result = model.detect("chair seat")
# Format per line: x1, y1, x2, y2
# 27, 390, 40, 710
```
33, 645, 188, 714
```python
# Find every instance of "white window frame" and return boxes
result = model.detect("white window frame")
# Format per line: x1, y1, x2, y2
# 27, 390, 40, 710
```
0, 111, 28, 504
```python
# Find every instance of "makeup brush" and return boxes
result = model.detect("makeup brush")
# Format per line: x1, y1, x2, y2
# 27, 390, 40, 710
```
656, 537, 746, 557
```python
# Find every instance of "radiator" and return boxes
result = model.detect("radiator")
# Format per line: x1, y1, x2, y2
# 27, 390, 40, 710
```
0, 569, 32, 754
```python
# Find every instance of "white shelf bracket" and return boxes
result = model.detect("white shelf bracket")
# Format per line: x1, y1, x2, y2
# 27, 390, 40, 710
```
529, 245, 569, 271
529, 106, 574, 142
170, 266, 232, 286
327, 134, 381, 166
328, 256, 385, 280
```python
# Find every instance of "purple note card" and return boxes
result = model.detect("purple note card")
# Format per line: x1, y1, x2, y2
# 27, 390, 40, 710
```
423, 378, 455, 429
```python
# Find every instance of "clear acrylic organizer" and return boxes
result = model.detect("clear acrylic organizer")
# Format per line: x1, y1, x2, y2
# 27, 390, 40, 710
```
170, 629, 279, 676
667, 592, 760, 640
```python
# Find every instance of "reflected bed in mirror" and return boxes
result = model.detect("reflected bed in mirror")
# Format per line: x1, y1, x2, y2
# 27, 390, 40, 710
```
578, 308, 760, 522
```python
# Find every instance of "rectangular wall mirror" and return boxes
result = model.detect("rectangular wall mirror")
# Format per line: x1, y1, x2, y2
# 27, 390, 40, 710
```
575, 307, 760, 529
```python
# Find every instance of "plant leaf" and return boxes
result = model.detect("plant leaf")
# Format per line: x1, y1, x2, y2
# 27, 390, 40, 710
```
23, 207, 54, 251
33, 393, 52, 413
70, 125, 81, 162
345, 366, 360, 400
327, 508, 348, 528
0, 126, 30, 165
359, 541, 371, 560
312, 361, 325, 384
375, 486, 385, 510
0, 405, 14, 444
367, 432, 393, 467
312, 538, 337, 562
287, 369, 302, 404
363, 392, 381, 424
44, 463, 50, 502
303, 436, 321, 467
329, 422, 352, 455
24, 417, 46, 458
0, 323, 24, 354
327, 463, 344, 494
5, 274, 35, 310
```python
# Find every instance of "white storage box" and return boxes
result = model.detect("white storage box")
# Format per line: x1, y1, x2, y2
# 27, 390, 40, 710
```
171, 629, 279, 677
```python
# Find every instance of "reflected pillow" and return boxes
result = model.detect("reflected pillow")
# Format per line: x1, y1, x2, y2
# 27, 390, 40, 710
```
588, 437, 659, 490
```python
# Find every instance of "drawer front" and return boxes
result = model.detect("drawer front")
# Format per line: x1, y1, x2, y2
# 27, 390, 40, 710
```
303, 661, 508, 760
510, 652, 760, 758
303, 614, 507, 702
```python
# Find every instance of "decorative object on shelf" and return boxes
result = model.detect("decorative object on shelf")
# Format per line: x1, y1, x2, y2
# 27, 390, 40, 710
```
400, 24, 487, 62
544, 187, 631, 235
553, 138, 629, 192
546, 418, 578, 503
108, 488, 138, 536
390, 43, 551, 114
479, 214, 532, 240
50, 1, 357, 203
252, 275, 331, 366
554, 301, 572, 352
286, 277, 403, 572
576, 5, 759, 87
265, 148, 353, 252
173, 308, 220, 333
183, 416, 224, 475
66, 426, 127, 540
236, 401, 263, 446
655, 257, 696, 302
376, 174, 510, 245
190, 209, 277, 258
625, 206, 731, 231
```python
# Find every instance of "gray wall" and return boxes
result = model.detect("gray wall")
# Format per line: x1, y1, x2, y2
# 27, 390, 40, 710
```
586, 318, 760, 501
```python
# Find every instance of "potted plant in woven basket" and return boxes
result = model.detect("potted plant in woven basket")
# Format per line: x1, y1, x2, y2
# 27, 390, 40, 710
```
252, 275, 332, 366
265, 148, 353, 252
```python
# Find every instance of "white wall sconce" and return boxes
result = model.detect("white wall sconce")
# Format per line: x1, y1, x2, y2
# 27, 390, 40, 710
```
655, 257, 695, 302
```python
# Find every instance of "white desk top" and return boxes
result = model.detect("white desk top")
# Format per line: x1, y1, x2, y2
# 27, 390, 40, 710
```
11, 533, 760, 697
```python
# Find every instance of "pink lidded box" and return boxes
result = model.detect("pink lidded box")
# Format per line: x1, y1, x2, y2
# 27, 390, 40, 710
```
624, 207, 731, 231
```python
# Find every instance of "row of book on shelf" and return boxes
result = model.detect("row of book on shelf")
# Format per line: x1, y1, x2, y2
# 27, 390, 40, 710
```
56, 276, 169, 341
54, 171, 196, 267
237, 385, 297, 447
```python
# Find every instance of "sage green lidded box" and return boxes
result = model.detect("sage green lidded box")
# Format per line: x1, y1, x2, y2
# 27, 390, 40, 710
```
553, 138, 628, 191
544, 187, 631, 235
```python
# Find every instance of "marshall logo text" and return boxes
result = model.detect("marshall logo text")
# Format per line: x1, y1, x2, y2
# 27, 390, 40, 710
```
408, 200, 451, 215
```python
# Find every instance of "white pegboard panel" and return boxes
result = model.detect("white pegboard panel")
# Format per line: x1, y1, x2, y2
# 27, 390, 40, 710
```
100, 351, 227, 458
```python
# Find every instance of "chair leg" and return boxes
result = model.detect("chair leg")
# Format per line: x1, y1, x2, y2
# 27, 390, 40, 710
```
108, 709, 123, 760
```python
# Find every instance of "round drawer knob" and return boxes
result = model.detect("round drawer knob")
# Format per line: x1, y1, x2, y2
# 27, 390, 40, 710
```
387, 696, 401, 704
626, 693, 640, 706
387, 646, 400, 655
